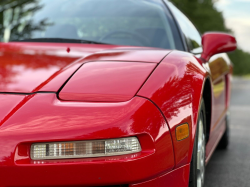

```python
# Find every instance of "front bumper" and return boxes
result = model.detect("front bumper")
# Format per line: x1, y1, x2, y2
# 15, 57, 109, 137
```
0, 94, 176, 187
131, 164, 190, 187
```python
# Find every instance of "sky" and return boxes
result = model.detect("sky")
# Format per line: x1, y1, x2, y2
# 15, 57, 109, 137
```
215, 0, 250, 52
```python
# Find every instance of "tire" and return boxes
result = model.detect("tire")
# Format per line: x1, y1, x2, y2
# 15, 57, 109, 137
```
189, 99, 206, 187
217, 112, 230, 149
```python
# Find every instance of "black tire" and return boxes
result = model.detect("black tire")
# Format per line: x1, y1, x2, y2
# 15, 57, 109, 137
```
189, 99, 206, 187
217, 112, 230, 149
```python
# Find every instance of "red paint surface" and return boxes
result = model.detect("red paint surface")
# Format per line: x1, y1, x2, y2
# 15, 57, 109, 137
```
0, 42, 170, 93
59, 62, 156, 102
201, 32, 237, 61
0, 34, 236, 186
130, 164, 190, 187
0, 95, 26, 124
138, 51, 207, 168
0, 94, 174, 186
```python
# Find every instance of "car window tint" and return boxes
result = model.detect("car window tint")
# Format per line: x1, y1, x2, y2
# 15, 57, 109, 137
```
0, 0, 180, 50
166, 1, 202, 54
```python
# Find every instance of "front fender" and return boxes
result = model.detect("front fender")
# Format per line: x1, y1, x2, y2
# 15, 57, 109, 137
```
0, 94, 175, 186
137, 51, 208, 168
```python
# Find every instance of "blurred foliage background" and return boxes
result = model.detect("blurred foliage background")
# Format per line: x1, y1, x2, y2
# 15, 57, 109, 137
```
170, 0, 250, 75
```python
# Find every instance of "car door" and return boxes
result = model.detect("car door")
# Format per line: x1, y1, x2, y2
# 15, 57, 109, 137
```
206, 53, 230, 155
166, 1, 228, 156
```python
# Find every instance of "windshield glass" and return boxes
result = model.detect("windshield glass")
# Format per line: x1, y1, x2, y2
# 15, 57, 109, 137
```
0, 0, 176, 49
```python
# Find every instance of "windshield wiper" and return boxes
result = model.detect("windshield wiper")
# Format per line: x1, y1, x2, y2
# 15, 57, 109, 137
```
11, 38, 110, 45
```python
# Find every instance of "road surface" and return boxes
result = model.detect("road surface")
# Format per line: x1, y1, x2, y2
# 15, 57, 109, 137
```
205, 77, 250, 187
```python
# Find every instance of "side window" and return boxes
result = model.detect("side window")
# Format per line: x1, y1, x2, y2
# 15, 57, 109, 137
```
166, 2, 202, 54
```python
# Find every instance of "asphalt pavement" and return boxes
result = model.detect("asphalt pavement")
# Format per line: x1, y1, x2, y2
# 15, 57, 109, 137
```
205, 77, 250, 187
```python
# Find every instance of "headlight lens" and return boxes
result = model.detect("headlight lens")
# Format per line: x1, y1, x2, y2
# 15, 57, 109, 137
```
31, 137, 141, 160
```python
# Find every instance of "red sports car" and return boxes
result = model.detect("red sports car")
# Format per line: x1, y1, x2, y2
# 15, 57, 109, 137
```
0, 0, 236, 187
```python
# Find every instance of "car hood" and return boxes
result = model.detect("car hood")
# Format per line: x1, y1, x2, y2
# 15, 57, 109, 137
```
0, 42, 171, 93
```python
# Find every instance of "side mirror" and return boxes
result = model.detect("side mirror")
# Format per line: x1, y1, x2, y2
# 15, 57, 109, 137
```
201, 32, 237, 62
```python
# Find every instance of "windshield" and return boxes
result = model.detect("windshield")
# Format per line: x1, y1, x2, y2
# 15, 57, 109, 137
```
0, 0, 176, 49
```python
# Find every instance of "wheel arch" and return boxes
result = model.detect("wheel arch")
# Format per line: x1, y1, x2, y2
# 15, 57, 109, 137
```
202, 77, 212, 144
137, 50, 209, 169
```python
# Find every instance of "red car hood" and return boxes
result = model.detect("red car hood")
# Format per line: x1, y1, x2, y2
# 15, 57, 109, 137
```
0, 42, 170, 93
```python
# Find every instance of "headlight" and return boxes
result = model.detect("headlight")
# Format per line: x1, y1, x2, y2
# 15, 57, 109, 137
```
58, 62, 156, 102
31, 137, 141, 160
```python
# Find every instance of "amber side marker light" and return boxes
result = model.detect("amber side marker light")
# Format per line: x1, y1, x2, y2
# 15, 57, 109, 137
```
176, 123, 189, 141
31, 137, 141, 160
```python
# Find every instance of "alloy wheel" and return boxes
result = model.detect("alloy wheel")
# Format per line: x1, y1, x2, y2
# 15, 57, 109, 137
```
196, 118, 206, 187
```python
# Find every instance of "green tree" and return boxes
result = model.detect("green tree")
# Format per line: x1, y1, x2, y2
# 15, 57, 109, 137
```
170, 0, 250, 75
228, 49, 250, 75
170, 0, 230, 33
0, 0, 49, 42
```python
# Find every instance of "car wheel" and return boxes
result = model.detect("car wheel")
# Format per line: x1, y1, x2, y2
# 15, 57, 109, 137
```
189, 99, 206, 187
217, 112, 230, 149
